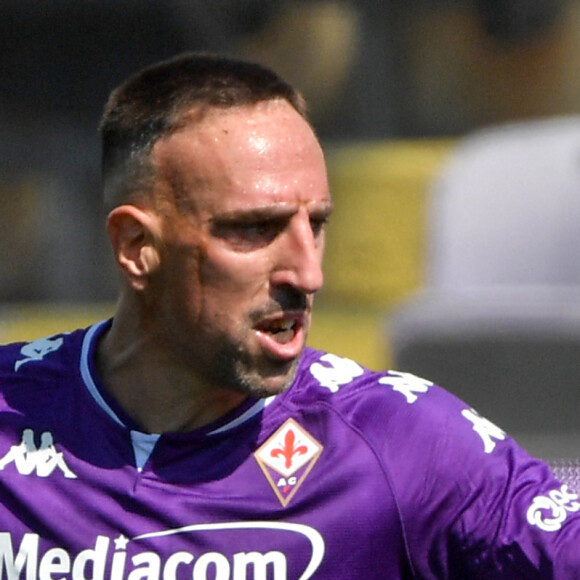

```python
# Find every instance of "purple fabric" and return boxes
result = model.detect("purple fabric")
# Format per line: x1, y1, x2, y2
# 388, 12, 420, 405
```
0, 322, 577, 579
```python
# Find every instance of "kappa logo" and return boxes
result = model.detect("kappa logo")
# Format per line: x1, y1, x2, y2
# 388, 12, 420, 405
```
461, 408, 506, 454
379, 371, 432, 404
14, 336, 64, 372
255, 419, 322, 506
0, 428, 77, 479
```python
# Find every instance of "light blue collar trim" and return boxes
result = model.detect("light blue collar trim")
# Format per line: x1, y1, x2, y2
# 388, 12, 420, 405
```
130, 431, 161, 471
80, 321, 160, 469
207, 395, 276, 435
81, 321, 276, 465
80, 321, 125, 428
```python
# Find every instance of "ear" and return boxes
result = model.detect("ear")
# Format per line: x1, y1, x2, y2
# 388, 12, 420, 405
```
106, 205, 162, 291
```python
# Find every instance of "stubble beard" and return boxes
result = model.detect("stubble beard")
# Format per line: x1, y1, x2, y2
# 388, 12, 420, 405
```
184, 288, 311, 399
209, 338, 302, 399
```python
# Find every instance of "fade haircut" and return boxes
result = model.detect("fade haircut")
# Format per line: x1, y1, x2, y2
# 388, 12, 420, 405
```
99, 52, 308, 212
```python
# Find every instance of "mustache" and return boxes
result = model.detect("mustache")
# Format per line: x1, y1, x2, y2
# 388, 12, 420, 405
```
249, 287, 310, 323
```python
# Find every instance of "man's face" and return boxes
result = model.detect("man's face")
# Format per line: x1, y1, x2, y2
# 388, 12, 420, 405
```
148, 99, 332, 397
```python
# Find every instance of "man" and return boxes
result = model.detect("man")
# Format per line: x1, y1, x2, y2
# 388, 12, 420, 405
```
0, 53, 578, 579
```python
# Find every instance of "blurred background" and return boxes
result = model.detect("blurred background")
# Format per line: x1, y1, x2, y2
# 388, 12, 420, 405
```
3, 1, 580, 456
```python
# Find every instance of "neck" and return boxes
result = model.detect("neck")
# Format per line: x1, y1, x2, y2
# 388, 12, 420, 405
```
95, 301, 247, 434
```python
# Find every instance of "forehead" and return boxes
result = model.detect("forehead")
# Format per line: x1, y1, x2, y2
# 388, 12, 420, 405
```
152, 100, 331, 214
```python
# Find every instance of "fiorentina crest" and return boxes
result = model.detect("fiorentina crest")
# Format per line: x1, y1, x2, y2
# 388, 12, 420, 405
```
254, 419, 322, 507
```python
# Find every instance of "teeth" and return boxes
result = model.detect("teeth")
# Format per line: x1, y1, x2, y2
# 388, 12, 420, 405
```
268, 319, 294, 332
265, 318, 296, 344
257, 317, 298, 344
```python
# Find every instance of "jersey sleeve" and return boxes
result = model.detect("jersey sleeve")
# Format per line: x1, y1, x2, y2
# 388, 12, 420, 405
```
360, 370, 580, 579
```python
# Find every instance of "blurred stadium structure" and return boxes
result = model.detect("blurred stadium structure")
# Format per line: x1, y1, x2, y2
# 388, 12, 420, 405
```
2, 0, 580, 374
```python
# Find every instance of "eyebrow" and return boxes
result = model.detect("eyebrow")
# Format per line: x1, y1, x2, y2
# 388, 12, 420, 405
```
209, 201, 334, 225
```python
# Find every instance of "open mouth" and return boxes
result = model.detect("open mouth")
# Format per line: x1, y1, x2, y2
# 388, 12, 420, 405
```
256, 318, 298, 344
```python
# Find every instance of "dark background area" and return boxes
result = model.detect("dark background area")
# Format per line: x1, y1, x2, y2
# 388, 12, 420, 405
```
1, 0, 579, 302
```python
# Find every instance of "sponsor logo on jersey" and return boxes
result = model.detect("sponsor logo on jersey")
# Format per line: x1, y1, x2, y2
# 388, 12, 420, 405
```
527, 484, 580, 532
0, 522, 325, 580
254, 419, 322, 507
0, 429, 77, 479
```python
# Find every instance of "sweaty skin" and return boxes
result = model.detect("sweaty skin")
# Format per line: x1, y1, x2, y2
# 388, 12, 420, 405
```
98, 100, 333, 433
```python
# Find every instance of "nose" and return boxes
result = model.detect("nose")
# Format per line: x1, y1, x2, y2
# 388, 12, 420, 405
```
271, 209, 324, 295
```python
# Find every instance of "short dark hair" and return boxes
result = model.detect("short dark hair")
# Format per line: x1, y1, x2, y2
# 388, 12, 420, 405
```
99, 52, 308, 211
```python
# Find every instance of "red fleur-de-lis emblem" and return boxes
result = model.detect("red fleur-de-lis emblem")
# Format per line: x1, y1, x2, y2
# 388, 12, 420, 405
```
270, 429, 308, 469
254, 419, 323, 506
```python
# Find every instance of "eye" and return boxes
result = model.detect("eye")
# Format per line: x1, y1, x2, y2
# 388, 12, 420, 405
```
211, 218, 287, 251
309, 215, 329, 238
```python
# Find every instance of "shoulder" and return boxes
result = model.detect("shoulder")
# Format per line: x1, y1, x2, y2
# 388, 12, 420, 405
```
290, 348, 528, 508
0, 330, 79, 372
291, 347, 480, 447
0, 324, 100, 403
290, 349, 578, 574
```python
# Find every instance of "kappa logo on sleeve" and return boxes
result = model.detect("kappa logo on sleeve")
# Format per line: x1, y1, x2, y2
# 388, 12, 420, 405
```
379, 371, 432, 404
0, 428, 77, 479
14, 336, 64, 372
254, 419, 322, 507
309, 353, 364, 393
461, 408, 506, 454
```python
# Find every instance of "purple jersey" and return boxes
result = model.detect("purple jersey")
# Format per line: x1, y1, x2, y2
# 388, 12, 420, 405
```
0, 320, 578, 579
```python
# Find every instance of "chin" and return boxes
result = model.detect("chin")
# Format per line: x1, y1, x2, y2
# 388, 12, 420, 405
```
208, 338, 302, 398
231, 357, 300, 399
